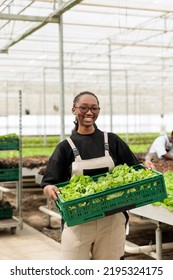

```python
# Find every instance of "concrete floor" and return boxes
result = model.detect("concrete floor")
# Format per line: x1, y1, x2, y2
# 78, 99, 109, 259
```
0, 222, 61, 260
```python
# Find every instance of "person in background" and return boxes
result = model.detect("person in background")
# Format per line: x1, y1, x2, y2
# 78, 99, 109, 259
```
41, 91, 154, 260
145, 131, 173, 161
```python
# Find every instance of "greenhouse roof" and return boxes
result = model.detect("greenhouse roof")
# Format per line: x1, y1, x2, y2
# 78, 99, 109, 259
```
0, 0, 173, 118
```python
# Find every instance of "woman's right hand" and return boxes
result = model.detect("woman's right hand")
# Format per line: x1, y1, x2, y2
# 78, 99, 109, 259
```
43, 184, 60, 201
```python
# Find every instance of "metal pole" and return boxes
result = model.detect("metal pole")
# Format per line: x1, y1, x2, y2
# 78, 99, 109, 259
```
125, 70, 129, 143
108, 39, 113, 132
18, 90, 23, 230
43, 67, 47, 144
6, 81, 9, 134
160, 58, 165, 135
59, 0, 65, 141
155, 222, 162, 260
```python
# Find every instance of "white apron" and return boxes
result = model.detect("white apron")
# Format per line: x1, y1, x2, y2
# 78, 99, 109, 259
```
60, 132, 126, 260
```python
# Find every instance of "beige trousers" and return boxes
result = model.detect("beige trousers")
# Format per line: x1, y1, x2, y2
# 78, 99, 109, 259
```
60, 212, 126, 260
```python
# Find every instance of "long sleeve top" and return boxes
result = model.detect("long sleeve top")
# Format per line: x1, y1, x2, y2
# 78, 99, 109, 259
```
41, 128, 139, 188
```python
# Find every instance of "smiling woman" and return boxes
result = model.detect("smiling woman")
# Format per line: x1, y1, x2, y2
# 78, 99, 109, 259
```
40, 90, 154, 260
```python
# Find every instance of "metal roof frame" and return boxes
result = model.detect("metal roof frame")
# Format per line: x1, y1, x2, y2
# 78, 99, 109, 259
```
0, 0, 173, 135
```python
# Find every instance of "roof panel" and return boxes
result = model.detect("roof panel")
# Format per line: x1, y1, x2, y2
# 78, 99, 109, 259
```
0, 0, 173, 118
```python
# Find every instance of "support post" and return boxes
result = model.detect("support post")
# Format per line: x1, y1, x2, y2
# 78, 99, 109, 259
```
155, 222, 162, 260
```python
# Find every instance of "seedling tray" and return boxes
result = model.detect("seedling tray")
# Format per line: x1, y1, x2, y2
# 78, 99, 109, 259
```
0, 168, 19, 182
55, 164, 167, 227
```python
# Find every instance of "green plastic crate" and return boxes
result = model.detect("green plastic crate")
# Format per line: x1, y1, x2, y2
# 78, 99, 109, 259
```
55, 164, 167, 227
0, 134, 19, 150
0, 140, 19, 150
0, 168, 19, 182
0, 206, 13, 219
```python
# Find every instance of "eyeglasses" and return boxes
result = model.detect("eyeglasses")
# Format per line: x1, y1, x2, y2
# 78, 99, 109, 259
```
75, 106, 100, 113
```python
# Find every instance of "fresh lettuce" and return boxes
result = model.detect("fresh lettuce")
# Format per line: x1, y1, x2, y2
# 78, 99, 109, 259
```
58, 164, 156, 202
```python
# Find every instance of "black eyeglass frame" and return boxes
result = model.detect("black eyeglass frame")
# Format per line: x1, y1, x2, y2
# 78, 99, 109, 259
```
74, 106, 100, 113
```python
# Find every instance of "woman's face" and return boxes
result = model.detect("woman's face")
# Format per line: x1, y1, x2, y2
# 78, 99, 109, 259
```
72, 94, 100, 131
